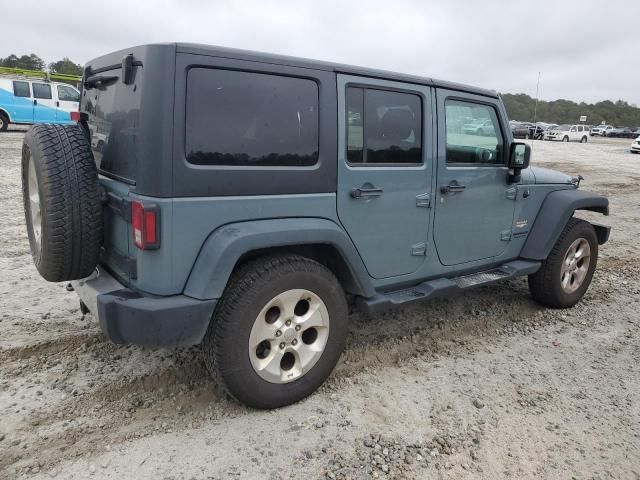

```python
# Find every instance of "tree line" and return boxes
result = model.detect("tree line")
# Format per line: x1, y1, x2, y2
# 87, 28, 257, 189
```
0, 53, 83, 76
502, 93, 640, 127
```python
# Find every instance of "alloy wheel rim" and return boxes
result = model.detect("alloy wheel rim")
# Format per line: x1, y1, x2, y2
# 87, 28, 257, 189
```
560, 238, 590, 294
28, 156, 42, 248
248, 289, 330, 384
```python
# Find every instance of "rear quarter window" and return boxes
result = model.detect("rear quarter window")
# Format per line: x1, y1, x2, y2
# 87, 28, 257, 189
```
185, 68, 319, 167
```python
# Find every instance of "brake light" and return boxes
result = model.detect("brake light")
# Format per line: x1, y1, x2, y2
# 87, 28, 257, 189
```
70, 111, 81, 122
131, 201, 159, 250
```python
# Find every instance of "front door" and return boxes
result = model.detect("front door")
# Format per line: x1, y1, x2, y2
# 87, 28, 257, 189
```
32, 82, 57, 122
55, 84, 80, 123
337, 75, 433, 279
433, 90, 516, 266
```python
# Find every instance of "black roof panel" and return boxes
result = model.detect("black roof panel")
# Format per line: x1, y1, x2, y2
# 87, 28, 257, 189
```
174, 42, 498, 98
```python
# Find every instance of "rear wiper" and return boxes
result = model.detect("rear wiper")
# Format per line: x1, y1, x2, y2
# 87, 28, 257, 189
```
84, 74, 119, 89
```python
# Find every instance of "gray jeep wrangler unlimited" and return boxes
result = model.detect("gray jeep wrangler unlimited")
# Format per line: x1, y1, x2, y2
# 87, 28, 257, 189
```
21, 43, 610, 408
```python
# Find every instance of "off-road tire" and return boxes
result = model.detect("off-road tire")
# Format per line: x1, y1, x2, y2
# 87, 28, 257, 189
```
0, 112, 8, 132
528, 218, 598, 308
203, 255, 348, 409
22, 124, 102, 282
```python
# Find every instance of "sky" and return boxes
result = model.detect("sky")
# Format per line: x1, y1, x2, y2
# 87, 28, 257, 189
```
3, 0, 639, 105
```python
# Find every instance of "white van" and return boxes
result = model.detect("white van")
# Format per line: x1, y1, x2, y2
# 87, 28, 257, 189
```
0, 76, 80, 131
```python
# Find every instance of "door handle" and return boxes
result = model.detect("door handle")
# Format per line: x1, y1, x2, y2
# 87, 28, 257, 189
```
33, 99, 38, 106
56, 101, 60, 107
440, 182, 466, 194
350, 187, 383, 199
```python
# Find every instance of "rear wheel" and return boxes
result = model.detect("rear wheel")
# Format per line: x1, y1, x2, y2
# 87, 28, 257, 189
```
528, 218, 598, 308
203, 255, 348, 408
563, 136, 569, 142
581, 136, 588, 143
0, 113, 8, 132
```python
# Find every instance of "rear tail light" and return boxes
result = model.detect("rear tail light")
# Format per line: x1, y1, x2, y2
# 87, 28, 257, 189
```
70, 111, 88, 122
131, 200, 160, 250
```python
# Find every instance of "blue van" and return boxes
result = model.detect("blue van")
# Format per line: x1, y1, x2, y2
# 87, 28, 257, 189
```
0, 76, 80, 131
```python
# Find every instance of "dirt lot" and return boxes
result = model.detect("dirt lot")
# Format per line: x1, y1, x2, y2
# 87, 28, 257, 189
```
1, 129, 639, 480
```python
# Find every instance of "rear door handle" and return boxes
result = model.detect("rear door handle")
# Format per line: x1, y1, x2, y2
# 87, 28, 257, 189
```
33, 99, 38, 106
350, 187, 383, 199
440, 182, 466, 194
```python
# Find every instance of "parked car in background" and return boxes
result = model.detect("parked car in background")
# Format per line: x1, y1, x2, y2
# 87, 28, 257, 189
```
591, 125, 613, 136
545, 124, 589, 142
0, 76, 80, 131
463, 118, 495, 136
510, 121, 531, 139
528, 124, 546, 140
610, 127, 640, 139
631, 136, 640, 154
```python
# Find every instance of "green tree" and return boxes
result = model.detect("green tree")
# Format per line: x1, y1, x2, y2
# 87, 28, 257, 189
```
0, 53, 46, 70
501, 93, 640, 127
49, 57, 83, 76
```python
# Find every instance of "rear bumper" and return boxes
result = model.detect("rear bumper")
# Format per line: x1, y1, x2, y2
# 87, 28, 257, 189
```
72, 267, 217, 347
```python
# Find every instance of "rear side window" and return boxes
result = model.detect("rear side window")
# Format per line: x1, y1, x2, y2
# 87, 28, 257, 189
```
346, 87, 423, 165
186, 68, 319, 167
13, 81, 30, 97
33, 83, 52, 100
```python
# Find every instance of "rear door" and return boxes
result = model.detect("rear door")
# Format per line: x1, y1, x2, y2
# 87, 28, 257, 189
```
54, 84, 80, 123
32, 82, 57, 122
337, 74, 433, 279
433, 90, 515, 266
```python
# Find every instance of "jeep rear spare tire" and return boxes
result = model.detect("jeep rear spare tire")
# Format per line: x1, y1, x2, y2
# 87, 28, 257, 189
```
22, 124, 102, 282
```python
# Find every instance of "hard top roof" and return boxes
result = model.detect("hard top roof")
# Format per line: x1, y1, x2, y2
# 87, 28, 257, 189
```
172, 43, 498, 99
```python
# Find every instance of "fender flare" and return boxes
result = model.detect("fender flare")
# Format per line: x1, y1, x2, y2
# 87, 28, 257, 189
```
184, 218, 376, 300
520, 189, 609, 261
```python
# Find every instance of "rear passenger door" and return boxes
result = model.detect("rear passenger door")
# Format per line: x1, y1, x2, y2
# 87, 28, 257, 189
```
32, 82, 57, 122
337, 75, 433, 279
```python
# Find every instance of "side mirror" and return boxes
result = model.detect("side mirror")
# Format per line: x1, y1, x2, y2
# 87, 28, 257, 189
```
508, 142, 530, 183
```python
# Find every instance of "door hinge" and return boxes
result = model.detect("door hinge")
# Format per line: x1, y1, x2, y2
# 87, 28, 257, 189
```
411, 242, 427, 256
505, 187, 517, 200
500, 230, 512, 241
416, 193, 431, 208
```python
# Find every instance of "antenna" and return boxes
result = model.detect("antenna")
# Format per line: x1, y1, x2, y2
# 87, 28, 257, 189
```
533, 72, 541, 127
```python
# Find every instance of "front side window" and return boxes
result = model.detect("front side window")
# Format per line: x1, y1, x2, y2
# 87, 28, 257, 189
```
185, 68, 319, 167
445, 100, 504, 165
57, 84, 80, 102
346, 87, 423, 164
33, 83, 52, 100
13, 81, 30, 97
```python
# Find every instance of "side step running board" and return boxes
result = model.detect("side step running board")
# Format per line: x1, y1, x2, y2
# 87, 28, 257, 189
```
357, 260, 541, 314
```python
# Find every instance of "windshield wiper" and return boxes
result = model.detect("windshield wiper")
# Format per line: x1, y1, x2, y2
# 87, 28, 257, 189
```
84, 74, 119, 89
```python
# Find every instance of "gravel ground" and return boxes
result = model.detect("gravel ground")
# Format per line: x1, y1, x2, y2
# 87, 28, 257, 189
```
1, 128, 639, 480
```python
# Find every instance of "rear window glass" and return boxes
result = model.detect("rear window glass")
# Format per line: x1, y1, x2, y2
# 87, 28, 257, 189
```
185, 68, 319, 167
33, 83, 52, 99
13, 81, 30, 97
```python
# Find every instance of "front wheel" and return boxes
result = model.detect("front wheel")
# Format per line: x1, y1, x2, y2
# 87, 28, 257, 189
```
528, 218, 598, 308
203, 255, 348, 408
0, 113, 8, 132
563, 136, 569, 142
